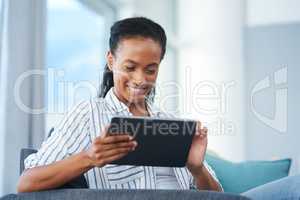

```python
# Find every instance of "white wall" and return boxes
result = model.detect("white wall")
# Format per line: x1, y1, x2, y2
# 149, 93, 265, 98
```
247, 0, 300, 27
177, 0, 246, 161
245, 0, 300, 174
0, 0, 46, 196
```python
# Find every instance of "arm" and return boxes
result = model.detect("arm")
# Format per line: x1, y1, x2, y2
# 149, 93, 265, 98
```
189, 164, 223, 191
18, 101, 90, 192
17, 100, 137, 192
187, 122, 223, 191
17, 151, 92, 192
18, 134, 137, 193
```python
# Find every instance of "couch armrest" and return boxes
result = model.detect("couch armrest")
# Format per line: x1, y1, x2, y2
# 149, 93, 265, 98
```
20, 148, 37, 175
1, 189, 251, 200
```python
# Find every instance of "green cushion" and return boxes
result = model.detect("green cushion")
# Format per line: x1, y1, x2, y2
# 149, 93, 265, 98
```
205, 154, 291, 194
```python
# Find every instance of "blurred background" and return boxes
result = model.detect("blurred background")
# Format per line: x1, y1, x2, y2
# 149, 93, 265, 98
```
0, 0, 299, 195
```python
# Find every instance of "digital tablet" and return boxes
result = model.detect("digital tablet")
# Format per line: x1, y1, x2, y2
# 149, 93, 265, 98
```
107, 116, 197, 167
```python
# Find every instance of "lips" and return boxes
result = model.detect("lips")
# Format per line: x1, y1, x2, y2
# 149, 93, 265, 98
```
127, 86, 148, 95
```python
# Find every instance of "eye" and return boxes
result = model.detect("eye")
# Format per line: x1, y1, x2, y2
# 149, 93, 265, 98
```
145, 67, 157, 74
124, 65, 135, 71
145, 69, 156, 74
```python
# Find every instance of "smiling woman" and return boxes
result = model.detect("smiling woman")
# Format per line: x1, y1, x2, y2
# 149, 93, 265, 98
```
100, 17, 166, 116
107, 38, 160, 106
17, 17, 223, 193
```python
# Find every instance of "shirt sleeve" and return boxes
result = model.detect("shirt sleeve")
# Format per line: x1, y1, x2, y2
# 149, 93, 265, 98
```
24, 100, 91, 170
189, 160, 224, 191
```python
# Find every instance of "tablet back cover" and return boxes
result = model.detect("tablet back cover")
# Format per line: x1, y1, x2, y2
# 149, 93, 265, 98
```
109, 117, 196, 167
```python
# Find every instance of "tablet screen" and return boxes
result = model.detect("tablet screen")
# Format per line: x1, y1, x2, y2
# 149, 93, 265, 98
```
108, 116, 196, 167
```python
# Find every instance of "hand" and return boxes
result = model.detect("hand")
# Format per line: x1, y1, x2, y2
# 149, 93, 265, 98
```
84, 125, 138, 167
186, 121, 208, 175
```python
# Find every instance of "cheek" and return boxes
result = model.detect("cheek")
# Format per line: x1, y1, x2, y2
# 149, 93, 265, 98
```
115, 74, 126, 83
113, 71, 130, 87
146, 72, 158, 83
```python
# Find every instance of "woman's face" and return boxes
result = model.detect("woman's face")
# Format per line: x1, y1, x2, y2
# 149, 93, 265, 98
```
107, 37, 161, 105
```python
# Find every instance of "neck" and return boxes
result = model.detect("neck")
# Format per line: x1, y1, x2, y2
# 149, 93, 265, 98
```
128, 102, 149, 116
113, 88, 149, 116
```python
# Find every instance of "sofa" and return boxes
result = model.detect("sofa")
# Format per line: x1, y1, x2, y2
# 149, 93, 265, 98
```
0, 152, 291, 200
0, 128, 291, 200
1, 189, 250, 200
0, 149, 252, 200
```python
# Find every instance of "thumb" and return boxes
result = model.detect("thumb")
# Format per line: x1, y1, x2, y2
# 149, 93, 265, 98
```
100, 124, 111, 139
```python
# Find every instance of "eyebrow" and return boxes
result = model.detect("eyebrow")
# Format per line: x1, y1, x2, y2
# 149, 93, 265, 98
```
123, 59, 159, 67
124, 60, 138, 65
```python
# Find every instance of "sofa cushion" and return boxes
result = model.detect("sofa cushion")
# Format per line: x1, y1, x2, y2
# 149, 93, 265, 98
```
205, 154, 291, 193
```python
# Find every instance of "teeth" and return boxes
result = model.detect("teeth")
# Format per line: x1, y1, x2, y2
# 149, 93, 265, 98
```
128, 86, 146, 94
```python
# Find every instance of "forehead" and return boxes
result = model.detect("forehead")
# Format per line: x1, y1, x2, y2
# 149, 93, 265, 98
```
114, 37, 162, 63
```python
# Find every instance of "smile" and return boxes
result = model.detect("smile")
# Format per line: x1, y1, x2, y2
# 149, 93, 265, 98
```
127, 86, 148, 95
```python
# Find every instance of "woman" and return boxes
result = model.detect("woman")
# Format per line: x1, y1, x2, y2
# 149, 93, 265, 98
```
17, 17, 223, 192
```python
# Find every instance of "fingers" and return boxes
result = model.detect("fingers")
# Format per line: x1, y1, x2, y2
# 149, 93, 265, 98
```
196, 121, 202, 133
100, 124, 111, 138
87, 124, 139, 167
101, 140, 138, 151
200, 127, 208, 138
101, 147, 134, 158
94, 134, 132, 145
100, 153, 129, 166
92, 135, 137, 154
195, 121, 208, 138
102, 134, 133, 144
93, 147, 134, 167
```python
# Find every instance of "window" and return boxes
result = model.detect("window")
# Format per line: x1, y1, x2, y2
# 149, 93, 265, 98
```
0, 0, 4, 71
45, 0, 106, 132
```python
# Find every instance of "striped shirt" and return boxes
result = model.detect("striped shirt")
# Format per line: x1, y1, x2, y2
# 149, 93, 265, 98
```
24, 87, 223, 190
155, 167, 181, 189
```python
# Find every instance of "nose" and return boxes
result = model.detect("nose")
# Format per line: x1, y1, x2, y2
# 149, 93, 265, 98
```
132, 71, 146, 87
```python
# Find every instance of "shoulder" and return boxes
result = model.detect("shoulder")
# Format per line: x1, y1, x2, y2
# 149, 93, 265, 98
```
89, 96, 113, 114
63, 100, 91, 119
62, 98, 104, 121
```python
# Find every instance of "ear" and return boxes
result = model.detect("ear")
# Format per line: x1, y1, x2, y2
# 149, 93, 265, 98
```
106, 51, 114, 71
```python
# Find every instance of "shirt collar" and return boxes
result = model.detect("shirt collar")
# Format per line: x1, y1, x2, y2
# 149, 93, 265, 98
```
105, 87, 160, 117
105, 87, 129, 113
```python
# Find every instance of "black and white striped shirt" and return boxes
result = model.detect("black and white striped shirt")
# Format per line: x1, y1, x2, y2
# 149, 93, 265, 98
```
25, 87, 222, 190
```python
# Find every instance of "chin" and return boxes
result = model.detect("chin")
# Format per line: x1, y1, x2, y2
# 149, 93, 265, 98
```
127, 94, 147, 103
126, 87, 149, 101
